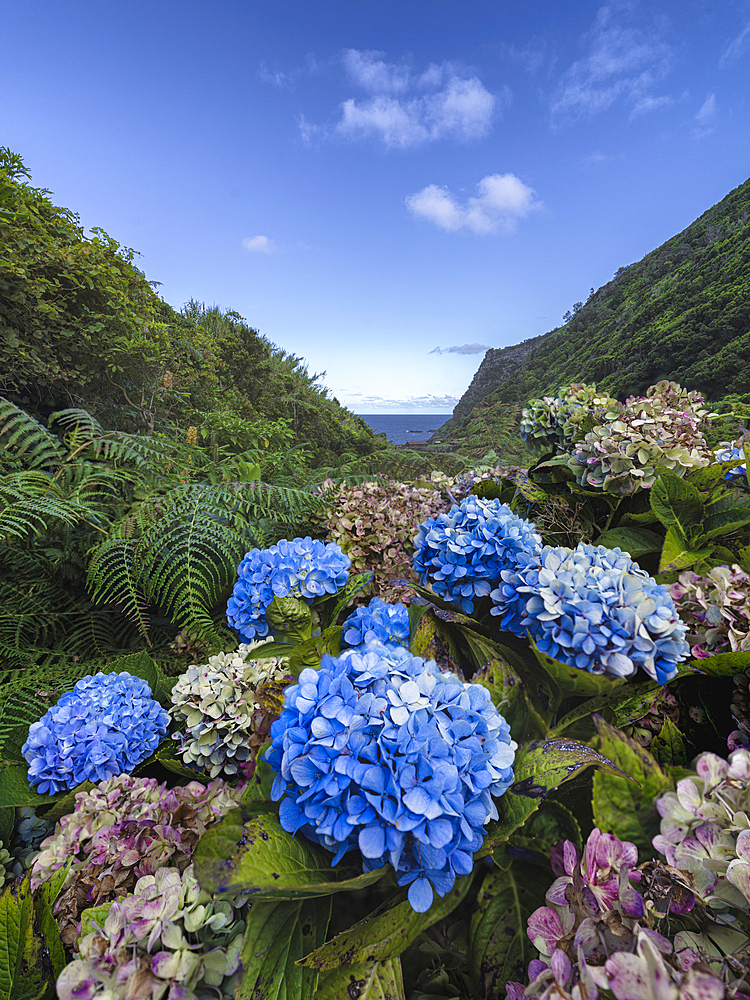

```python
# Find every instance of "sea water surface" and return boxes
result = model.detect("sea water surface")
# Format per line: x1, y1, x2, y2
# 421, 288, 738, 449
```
357, 414, 452, 446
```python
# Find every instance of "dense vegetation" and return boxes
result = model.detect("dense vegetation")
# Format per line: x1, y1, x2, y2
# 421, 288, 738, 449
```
436, 175, 750, 455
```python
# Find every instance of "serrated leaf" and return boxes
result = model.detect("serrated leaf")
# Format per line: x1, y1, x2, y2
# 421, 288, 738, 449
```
650, 475, 704, 533
315, 957, 405, 1000
469, 860, 549, 997
592, 716, 673, 856
658, 525, 712, 573
685, 461, 743, 491
37, 782, 94, 826
551, 680, 660, 739
619, 509, 660, 526
595, 526, 664, 558
266, 597, 313, 645
35, 861, 72, 977
530, 640, 627, 699
193, 809, 387, 899
0, 874, 55, 1000
477, 738, 632, 858
650, 716, 687, 768
237, 896, 330, 1000
288, 626, 342, 677
686, 650, 750, 675
78, 901, 113, 941
134, 737, 201, 782
240, 750, 275, 808
508, 800, 582, 854
300, 876, 471, 972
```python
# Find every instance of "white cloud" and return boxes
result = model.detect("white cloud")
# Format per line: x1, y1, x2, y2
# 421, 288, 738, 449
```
343, 49, 410, 93
693, 92, 717, 138
310, 50, 502, 148
551, 3, 673, 125
242, 235, 278, 254
406, 173, 540, 235
352, 393, 459, 412
429, 343, 490, 355
630, 94, 672, 118
720, 23, 750, 67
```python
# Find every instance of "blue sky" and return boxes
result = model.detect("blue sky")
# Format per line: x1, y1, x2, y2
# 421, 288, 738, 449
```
2, 1, 749, 412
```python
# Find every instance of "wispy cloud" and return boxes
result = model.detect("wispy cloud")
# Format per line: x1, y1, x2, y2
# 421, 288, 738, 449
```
406, 173, 541, 235
693, 92, 717, 138
429, 343, 490, 355
551, 3, 673, 125
258, 54, 321, 88
242, 235, 279, 254
352, 393, 459, 412
303, 50, 504, 148
720, 23, 750, 67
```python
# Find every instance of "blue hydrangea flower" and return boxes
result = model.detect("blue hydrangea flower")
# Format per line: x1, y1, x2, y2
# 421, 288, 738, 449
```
227, 536, 350, 640
342, 598, 410, 648
22, 672, 169, 795
266, 640, 516, 913
491, 543, 690, 683
412, 497, 542, 614
714, 442, 748, 486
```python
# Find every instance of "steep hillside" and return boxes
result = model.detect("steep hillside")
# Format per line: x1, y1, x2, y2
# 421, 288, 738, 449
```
437, 176, 750, 444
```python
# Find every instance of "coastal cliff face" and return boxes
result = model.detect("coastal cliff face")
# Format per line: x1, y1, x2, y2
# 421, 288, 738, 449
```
434, 174, 750, 445
450, 335, 547, 425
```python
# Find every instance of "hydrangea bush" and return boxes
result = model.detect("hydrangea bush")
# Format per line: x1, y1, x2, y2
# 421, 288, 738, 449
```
226, 536, 350, 640
57, 864, 246, 1000
22, 672, 170, 794
413, 496, 542, 614
170, 640, 291, 777
493, 542, 690, 683
520, 382, 619, 453
669, 564, 750, 658
322, 478, 450, 601
266, 639, 516, 912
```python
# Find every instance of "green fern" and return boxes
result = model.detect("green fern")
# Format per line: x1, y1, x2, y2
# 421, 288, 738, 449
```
0, 397, 64, 469
87, 480, 324, 640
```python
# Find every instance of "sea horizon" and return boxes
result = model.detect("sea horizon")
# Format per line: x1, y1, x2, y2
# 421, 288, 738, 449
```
357, 413, 452, 446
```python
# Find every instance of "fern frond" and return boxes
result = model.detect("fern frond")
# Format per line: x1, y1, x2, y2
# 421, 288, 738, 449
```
0, 473, 102, 539
0, 397, 64, 469
84, 537, 152, 634
48, 407, 104, 446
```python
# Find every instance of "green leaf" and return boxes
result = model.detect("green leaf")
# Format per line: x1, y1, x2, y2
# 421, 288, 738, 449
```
315, 957, 405, 1000
193, 809, 387, 899
619, 509, 660, 526
300, 877, 472, 971
266, 597, 313, 644
685, 461, 744, 491
595, 526, 664, 558
408, 607, 463, 675
650, 716, 688, 768
37, 782, 95, 826
34, 861, 72, 978
240, 750, 275, 808
145, 737, 202, 781
592, 716, 674, 856
0, 812, 12, 849
319, 572, 373, 631
508, 800, 582, 854
469, 860, 550, 997
473, 660, 547, 741
551, 680, 660, 739
658, 525, 712, 573
650, 475, 704, 533
78, 901, 113, 941
530, 640, 627, 699
0, 765, 59, 809
0, 875, 55, 1000
685, 650, 750, 675
477, 738, 632, 858
237, 896, 330, 1000
702, 506, 750, 540
288, 626, 342, 677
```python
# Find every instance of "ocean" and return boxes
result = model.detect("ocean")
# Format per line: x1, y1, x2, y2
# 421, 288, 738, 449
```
357, 413, 452, 446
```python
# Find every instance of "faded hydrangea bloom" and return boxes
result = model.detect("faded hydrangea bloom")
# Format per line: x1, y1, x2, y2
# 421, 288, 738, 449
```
653, 749, 750, 911
57, 864, 245, 1000
520, 383, 620, 453
171, 640, 291, 778
669, 565, 750, 659
567, 381, 714, 495
31, 773, 241, 947
505, 829, 726, 1000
